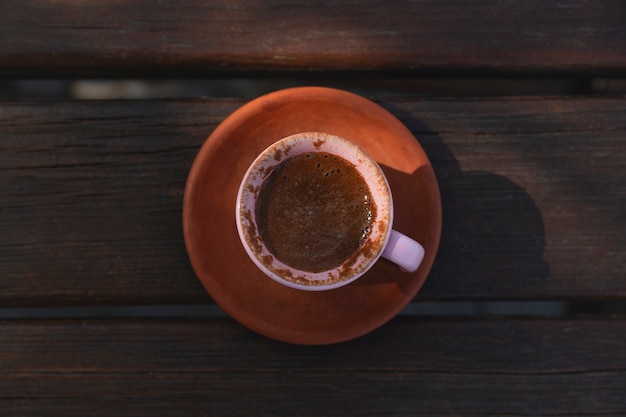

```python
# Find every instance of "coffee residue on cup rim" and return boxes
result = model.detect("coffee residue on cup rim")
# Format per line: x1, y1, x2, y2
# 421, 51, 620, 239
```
266, 228, 384, 287
273, 141, 296, 161
312, 137, 326, 149
242, 208, 264, 255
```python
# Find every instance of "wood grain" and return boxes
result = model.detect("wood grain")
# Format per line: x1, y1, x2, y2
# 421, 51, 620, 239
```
1, 318, 625, 416
1, 0, 625, 76
0, 97, 624, 306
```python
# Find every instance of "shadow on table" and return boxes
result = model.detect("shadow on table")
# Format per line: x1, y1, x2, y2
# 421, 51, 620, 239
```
382, 104, 550, 298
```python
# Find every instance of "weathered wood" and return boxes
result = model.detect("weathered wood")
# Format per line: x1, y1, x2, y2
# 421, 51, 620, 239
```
0, 97, 624, 306
384, 97, 626, 300
1, 318, 625, 416
1, 0, 625, 76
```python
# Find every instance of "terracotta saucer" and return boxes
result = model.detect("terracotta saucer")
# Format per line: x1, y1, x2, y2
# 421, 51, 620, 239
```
183, 87, 442, 345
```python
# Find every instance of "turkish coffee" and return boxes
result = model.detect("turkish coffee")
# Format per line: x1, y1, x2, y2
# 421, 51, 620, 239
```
255, 152, 377, 273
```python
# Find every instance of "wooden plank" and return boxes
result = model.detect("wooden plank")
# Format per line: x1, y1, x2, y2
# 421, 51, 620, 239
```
1, 0, 626, 76
0, 318, 625, 416
0, 97, 624, 306
385, 97, 626, 300
0, 99, 228, 306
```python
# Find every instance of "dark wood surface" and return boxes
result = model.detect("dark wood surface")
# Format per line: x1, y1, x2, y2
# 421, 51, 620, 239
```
1, 0, 626, 76
2, 0, 625, 415
1, 97, 624, 306
1, 318, 625, 416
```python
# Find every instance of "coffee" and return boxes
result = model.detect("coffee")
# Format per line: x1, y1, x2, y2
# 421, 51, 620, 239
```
255, 152, 377, 273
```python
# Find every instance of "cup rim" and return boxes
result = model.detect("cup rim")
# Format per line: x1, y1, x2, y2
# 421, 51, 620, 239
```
235, 132, 393, 291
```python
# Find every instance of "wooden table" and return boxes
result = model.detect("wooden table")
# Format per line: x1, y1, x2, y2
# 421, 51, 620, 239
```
1, 1, 625, 415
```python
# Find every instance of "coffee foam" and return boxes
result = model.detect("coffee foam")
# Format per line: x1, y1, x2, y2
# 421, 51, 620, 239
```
255, 151, 377, 273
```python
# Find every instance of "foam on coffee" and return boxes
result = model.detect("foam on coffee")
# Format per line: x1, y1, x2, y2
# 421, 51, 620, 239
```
255, 152, 377, 273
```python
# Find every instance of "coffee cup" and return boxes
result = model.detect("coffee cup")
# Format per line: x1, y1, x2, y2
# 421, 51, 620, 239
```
236, 132, 425, 291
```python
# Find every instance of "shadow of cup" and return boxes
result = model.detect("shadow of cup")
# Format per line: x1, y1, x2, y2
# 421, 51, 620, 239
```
359, 103, 549, 298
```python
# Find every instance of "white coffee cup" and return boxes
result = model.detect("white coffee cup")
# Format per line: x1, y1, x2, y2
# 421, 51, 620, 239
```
236, 132, 425, 291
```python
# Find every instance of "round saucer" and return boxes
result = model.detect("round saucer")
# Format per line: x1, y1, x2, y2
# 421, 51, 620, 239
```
183, 87, 442, 345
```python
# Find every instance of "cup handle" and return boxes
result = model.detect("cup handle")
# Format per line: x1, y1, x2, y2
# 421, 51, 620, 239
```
381, 230, 425, 273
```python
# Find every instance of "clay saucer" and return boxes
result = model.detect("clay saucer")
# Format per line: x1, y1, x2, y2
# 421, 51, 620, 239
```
183, 87, 441, 345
